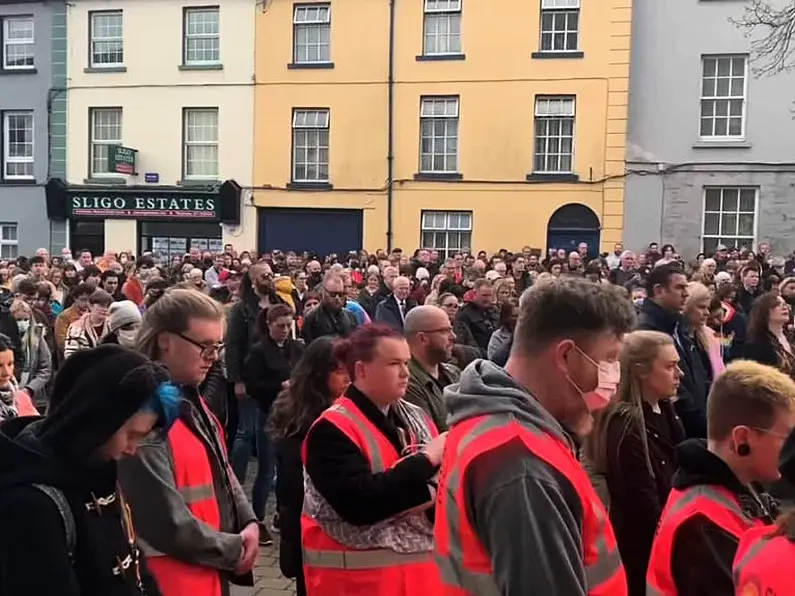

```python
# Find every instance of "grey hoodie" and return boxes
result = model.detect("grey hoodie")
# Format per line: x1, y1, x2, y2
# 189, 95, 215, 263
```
443, 360, 593, 596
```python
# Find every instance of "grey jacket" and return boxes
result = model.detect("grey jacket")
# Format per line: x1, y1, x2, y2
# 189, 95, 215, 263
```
118, 391, 256, 595
443, 360, 610, 595
486, 327, 513, 366
22, 324, 52, 406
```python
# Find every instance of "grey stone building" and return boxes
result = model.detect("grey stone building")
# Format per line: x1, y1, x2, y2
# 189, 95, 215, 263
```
624, 0, 795, 258
0, 0, 66, 257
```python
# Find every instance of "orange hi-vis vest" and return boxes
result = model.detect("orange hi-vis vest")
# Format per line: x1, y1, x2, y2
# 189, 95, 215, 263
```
733, 524, 795, 595
145, 400, 226, 596
434, 413, 627, 596
301, 396, 443, 596
646, 485, 766, 596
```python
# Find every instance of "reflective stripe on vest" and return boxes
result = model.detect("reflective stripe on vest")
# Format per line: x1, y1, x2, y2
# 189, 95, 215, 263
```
327, 401, 385, 472
437, 414, 623, 595
178, 484, 215, 504
303, 548, 431, 570
732, 534, 769, 585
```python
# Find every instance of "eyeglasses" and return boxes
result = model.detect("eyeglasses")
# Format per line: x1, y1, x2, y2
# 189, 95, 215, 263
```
441, 302, 460, 309
325, 291, 346, 298
750, 426, 792, 440
177, 333, 225, 360
419, 326, 454, 335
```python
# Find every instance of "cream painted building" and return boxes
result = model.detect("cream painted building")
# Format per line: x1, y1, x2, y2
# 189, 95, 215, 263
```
53, 0, 257, 260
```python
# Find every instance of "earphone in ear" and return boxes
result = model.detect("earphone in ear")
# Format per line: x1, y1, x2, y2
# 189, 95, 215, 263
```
737, 444, 751, 457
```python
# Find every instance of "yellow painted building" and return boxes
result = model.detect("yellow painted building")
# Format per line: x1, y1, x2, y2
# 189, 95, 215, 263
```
254, 0, 631, 256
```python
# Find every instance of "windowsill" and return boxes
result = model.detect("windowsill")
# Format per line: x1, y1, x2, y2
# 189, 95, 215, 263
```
0, 179, 36, 186
179, 63, 223, 71
287, 62, 335, 70
692, 140, 752, 149
286, 181, 333, 191
415, 53, 466, 62
178, 179, 219, 186
531, 51, 584, 59
0, 67, 37, 76
84, 66, 127, 73
83, 177, 127, 185
526, 173, 580, 183
413, 172, 464, 181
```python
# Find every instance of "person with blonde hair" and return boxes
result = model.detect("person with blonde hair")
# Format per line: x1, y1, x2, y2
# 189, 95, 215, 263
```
685, 281, 726, 382
647, 360, 795, 595
587, 331, 685, 595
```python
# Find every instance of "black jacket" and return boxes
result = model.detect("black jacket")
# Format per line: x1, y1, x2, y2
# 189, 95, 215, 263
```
454, 303, 499, 356
374, 295, 417, 331
668, 439, 777, 596
243, 337, 304, 412
301, 304, 357, 345
0, 417, 161, 596
637, 299, 710, 438
224, 293, 285, 384
274, 431, 307, 579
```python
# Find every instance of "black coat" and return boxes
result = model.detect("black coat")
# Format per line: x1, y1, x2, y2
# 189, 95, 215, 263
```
454, 303, 499, 356
274, 431, 306, 579
300, 304, 357, 345
243, 337, 304, 412
374, 295, 416, 331
224, 293, 286, 384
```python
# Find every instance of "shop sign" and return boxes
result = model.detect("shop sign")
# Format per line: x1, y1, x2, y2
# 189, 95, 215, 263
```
108, 145, 138, 175
68, 194, 217, 220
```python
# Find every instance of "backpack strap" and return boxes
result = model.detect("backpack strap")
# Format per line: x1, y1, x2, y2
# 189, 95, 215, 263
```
32, 484, 76, 558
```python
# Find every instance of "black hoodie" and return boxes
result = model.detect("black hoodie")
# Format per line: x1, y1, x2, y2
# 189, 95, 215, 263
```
0, 345, 168, 596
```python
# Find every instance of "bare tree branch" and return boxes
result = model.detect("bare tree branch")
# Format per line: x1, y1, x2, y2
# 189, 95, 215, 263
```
731, 0, 795, 75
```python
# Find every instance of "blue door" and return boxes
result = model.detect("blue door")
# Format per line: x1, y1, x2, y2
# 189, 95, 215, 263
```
546, 204, 601, 260
258, 208, 363, 258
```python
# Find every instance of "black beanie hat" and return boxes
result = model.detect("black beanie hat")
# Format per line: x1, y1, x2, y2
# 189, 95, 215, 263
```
37, 344, 171, 460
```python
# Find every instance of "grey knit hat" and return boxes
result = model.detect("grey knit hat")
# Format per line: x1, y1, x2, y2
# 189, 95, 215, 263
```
108, 300, 142, 332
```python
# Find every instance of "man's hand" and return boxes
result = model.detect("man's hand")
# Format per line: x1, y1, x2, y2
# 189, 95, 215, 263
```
234, 522, 259, 574
234, 382, 247, 399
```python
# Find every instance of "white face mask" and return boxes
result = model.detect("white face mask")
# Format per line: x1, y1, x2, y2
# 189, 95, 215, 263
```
117, 328, 138, 347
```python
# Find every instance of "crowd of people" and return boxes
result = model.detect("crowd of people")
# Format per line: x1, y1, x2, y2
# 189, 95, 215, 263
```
0, 238, 794, 595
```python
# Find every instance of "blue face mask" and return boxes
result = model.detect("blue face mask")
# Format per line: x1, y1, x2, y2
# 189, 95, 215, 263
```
17, 320, 30, 334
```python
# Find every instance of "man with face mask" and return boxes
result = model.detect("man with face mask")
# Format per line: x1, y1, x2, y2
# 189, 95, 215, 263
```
434, 277, 635, 595
102, 301, 143, 348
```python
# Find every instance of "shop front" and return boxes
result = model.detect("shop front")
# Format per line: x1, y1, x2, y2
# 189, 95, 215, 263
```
45, 178, 241, 262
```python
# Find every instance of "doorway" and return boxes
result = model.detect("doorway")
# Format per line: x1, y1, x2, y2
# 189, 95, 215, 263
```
546, 203, 601, 260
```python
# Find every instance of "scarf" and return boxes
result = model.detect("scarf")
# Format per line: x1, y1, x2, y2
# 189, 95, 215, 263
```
0, 377, 20, 421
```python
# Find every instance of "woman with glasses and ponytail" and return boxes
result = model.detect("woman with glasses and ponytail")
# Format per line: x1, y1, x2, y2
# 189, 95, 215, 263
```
647, 360, 795, 596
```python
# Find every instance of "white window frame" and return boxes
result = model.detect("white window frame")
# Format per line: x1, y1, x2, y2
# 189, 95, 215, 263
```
420, 211, 472, 260
89, 11, 124, 68
183, 108, 219, 180
419, 96, 460, 174
2, 111, 34, 181
292, 109, 330, 183
699, 54, 748, 141
89, 107, 122, 177
539, 0, 580, 53
533, 96, 576, 174
423, 0, 462, 56
702, 187, 758, 252
292, 4, 331, 64
2, 16, 35, 70
183, 7, 220, 66
0, 224, 18, 260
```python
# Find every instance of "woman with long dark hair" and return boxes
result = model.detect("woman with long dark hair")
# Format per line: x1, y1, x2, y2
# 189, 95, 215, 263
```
743, 292, 795, 380
267, 337, 349, 596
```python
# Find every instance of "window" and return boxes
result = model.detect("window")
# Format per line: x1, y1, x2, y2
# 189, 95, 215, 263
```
539, 0, 579, 53
421, 211, 472, 259
293, 4, 331, 64
183, 108, 219, 179
700, 55, 747, 139
0, 225, 17, 259
184, 7, 220, 65
292, 109, 329, 182
419, 97, 459, 174
90, 108, 122, 176
423, 0, 461, 56
89, 11, 123, 67
702, 187, 757, 252
2, 16, 34, 70
2, 111, 34, 180
534, 96, 575, 173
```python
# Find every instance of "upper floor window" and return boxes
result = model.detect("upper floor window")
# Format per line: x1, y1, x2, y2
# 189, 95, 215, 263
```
292, 109, 330, 182
89, 11, 124, 68
539, 0, 579, 53
419, 96, 459, 174
700, 55, 747, 140
534, 96, 575, 173
423, 0, 461, 56
90, 107, 122, 176
2, 16, 34, 70
184, 7, 220, 66
0, 224, 18, 260
183, 108, 219, 180
2, 111, 34, 181
293, 4, 331, 64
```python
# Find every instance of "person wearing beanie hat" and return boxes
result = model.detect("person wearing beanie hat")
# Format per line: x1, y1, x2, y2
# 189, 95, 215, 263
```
103, 300, 143, 348
0, 344, 181, 596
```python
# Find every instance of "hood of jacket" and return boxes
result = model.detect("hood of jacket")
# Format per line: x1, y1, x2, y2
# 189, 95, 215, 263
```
444, 359, 574, 450
0, 416, 69, 491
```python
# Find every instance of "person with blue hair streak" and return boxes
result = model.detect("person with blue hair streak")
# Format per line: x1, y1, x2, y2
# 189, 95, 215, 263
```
0, 343, 181, 596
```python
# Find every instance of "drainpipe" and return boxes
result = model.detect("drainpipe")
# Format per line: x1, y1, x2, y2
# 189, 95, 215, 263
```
386, 0, 396, 252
